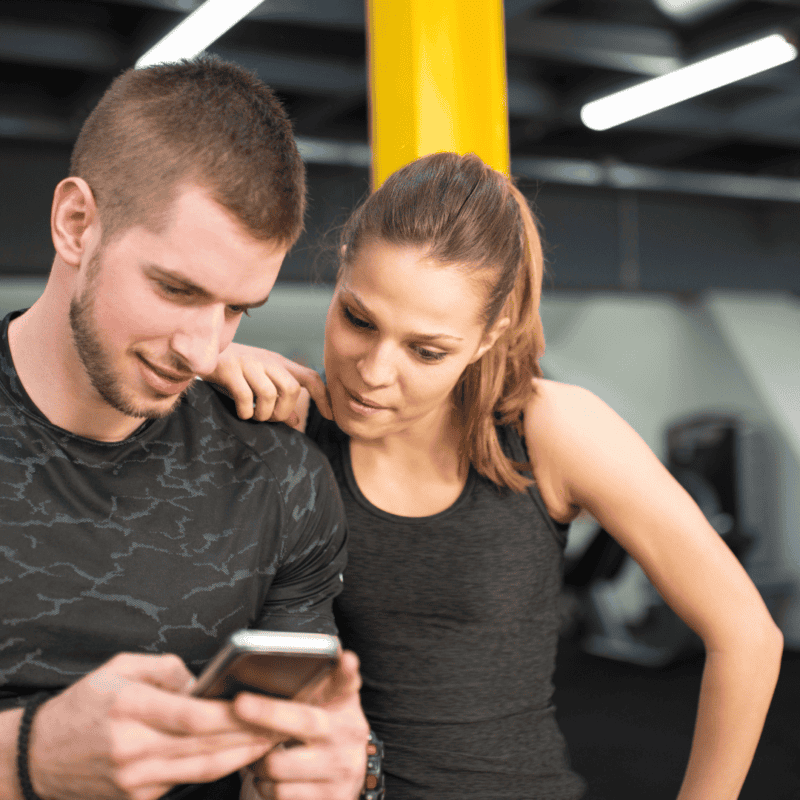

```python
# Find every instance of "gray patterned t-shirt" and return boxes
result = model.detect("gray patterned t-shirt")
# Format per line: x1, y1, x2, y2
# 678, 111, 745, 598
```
0, 310, 347, 707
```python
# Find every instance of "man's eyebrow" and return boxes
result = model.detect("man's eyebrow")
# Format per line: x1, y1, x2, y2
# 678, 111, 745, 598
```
148, 266, 271, 309
342, 290, 463, 343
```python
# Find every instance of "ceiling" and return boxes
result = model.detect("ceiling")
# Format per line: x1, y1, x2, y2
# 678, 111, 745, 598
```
3, 0, 800, 198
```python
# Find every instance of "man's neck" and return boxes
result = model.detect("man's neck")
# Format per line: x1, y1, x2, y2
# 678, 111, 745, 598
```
7, 297, 146, 443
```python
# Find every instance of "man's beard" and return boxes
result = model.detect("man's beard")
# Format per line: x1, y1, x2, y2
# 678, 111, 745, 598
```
68, 252, 193, 419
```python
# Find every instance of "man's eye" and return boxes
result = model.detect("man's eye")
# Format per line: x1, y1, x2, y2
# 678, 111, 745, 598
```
159, 282, 190, 297
343, 305, 371, 329
228, 306, 251, 317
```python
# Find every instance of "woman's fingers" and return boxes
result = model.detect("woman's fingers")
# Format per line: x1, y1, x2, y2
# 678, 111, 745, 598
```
241, 361, 282, 421
241, 359, 308, 423
208, 344, 329, 425
243, 359, 329, 426
283, 363, 332, 421
209, 364, 256, 420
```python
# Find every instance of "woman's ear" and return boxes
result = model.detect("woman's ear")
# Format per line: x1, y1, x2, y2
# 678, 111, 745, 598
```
51, 177, 100, 268
469, 316, 511, 364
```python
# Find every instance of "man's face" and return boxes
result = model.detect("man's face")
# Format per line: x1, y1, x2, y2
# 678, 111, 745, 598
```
69, 184, 287, 420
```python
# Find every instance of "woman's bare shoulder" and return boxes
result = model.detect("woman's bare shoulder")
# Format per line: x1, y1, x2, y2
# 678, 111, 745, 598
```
522, 379, 617, 522
524, 378, 607, 444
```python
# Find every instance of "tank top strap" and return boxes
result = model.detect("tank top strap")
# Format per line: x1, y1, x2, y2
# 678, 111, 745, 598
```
497, 422, 570, 550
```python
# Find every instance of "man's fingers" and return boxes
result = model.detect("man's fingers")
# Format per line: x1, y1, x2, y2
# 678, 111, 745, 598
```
250, 727, 368, 798
98, 653, 195, 694
232, 653, 362, 742
255, 742, 336, 782
112, 681, 264, 738
312, 650, 362, 706
116, 740, 273, 790
233, 693, 333, 744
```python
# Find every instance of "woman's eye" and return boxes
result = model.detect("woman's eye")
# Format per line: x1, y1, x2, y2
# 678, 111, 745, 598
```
343, 305, 372, 329
415, 347, 447, 363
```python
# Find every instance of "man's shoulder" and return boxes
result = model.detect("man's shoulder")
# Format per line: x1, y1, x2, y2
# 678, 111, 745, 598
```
180, 380, 334, 481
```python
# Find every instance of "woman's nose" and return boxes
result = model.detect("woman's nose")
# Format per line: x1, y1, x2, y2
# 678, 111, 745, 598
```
356, 341, 396, 388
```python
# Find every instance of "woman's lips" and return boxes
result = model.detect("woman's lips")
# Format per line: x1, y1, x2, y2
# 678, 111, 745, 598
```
343, 386, 390, 414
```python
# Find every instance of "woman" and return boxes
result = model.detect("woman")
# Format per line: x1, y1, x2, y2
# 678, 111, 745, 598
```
209, 152, 782, 799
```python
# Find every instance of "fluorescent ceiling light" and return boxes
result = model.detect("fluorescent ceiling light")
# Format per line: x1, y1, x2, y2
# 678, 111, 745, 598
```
581, 33, 798, 131
136, 0, 264, 68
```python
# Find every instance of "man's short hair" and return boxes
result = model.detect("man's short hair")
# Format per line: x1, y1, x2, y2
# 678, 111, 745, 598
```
69, 56, 306, 247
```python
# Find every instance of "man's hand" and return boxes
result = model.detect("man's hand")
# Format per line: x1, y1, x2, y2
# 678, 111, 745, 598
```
27, 653, 277, 800
235, 650, 369, 800
204, 343, 332, 428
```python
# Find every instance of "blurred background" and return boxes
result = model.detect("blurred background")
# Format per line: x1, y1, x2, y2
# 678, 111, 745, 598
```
1, 0, 799, 794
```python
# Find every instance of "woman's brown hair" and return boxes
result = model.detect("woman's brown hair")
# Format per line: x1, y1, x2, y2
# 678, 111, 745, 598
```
339, 152, 545, 492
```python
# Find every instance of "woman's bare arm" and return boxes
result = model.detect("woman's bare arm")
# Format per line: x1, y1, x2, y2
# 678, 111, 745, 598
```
525, 380, 783, 800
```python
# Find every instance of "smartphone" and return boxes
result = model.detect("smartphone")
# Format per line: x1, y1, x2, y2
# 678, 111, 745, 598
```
165, 631, 340, 800
191, 629, 340, 701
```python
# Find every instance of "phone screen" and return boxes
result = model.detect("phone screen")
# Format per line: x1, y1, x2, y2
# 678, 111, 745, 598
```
195, 650, 337, 700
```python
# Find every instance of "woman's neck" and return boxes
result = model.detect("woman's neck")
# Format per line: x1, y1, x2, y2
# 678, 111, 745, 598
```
348, 407, 470, 517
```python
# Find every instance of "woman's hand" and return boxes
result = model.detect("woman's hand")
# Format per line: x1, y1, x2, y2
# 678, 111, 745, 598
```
204, 343, 332, 429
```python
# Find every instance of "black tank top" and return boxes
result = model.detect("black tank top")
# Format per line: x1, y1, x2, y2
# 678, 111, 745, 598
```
307, 406, 586, 799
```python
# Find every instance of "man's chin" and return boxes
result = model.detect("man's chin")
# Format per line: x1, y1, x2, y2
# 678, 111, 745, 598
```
130, 396, 184, 420
98, 379, 195, 420
139, 384, 194, 419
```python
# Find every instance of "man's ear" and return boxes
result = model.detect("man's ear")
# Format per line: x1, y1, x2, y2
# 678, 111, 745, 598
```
51, 177, 101, 267
469, 316, 511, 364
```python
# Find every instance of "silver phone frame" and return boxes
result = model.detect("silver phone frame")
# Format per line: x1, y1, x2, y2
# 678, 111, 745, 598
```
191, 630, 340, 699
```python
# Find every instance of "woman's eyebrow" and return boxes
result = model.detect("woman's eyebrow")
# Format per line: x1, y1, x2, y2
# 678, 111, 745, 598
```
342, 289, 463, 342
412, 332, 463, 343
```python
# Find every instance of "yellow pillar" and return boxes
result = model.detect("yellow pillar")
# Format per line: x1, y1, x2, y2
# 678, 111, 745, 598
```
366, 0, 509, 188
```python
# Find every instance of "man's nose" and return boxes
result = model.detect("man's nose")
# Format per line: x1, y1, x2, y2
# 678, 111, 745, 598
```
170, 306, 227, 376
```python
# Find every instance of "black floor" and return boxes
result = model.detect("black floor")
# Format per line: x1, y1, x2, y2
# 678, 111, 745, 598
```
553, 637, 800, 799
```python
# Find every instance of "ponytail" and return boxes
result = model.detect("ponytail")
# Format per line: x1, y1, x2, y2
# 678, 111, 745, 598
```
454, 182, 545, 492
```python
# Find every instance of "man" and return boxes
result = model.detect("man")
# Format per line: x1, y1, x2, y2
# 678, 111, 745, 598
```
0, 57, 370, 800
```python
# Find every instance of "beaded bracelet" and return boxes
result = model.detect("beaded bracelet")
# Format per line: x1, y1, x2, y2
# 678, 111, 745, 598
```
360, 729, 385, 800
16, 693, 50, 800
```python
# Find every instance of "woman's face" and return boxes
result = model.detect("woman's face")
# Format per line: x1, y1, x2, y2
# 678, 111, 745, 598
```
324, 239, 505, 442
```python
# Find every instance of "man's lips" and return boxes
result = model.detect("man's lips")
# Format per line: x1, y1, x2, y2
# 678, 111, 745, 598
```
137, 355, 193, 384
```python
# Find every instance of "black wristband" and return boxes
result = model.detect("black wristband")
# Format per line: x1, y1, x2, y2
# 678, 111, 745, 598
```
16, 693, 50, 800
